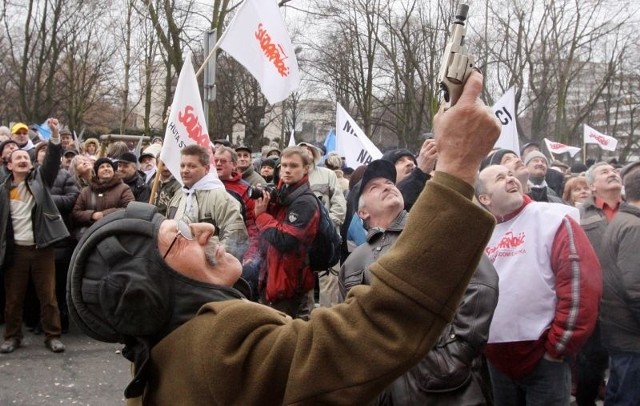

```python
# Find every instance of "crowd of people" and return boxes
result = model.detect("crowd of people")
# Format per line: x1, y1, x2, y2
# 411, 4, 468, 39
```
1, 73, 639, 405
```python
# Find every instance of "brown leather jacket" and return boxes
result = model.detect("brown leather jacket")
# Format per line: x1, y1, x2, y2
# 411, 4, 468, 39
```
71, 175, 135, 227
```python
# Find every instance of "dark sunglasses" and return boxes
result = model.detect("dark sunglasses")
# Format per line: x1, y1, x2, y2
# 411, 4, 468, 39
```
163, 220, 194, 259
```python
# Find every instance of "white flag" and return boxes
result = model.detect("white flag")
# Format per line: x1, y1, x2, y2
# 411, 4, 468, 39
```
584, 124, 618, 151
218, 0, 300, 105
491, 88, 520, 154
160, 55, 219, 186
288, 128, 296, 147
335, 103, 382, 168
544, 138, 581, 157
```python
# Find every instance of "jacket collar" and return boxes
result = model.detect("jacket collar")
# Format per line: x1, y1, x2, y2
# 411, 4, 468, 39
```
496, 195, 533, 224
366, 210, 407, 243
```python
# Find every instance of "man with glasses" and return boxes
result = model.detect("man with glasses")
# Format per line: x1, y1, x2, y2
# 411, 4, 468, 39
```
67, 71, 502, 404
215, 147, 261, 298
166, 144, 247, 261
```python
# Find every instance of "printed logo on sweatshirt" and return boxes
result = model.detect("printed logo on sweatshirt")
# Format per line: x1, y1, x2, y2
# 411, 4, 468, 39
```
485, 231, 527, 261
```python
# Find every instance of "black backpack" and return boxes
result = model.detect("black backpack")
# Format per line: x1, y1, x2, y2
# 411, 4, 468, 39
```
307, 194, 342, 272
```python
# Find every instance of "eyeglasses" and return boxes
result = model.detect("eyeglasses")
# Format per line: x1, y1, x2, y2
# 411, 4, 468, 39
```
163, 220, 194, 259
216, 158, 231, 165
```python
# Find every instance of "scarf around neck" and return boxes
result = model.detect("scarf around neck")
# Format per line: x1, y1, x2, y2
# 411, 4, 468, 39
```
182, 172, 224, 213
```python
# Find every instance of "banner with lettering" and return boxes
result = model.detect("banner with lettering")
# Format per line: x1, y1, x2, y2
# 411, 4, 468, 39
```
335, 103, 382, 168
583, 124, 618, 151
543, 138, 581, 157
160, 55, 217, 185
218, 0, 300, 105
491, 87, 520, 155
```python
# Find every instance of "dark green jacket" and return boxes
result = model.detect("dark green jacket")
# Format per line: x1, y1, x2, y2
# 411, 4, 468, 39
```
138, 172, 496, 405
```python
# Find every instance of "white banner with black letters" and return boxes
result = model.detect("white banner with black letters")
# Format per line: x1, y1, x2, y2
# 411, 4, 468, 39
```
492, 87, 520, 155
335, 102, 382, 168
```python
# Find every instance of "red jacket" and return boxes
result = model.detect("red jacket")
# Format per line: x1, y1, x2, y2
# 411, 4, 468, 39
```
485, 197, 602, 379
222, 172, 260, 262
255, 177, 319, 302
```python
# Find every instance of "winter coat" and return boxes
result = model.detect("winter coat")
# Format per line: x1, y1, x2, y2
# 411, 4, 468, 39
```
241, 165, 266, 187
154, 176, 181, 216
600, 202, 640, 353
309, 165, 346, 227
133, 172, 496, 405
221, 172, 260, 262
123, 170, 151, 203
340, 211, 499, 405
339, 210, 408, 300
0, 140, 69, 267
397, 167, 431, 212
579, 196, 610, 257
255, 177, 319, 302
167, 186, 248, 260
71, 175, 135, 228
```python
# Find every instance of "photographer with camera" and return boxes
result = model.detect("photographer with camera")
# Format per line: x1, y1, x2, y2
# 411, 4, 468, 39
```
253, 146, 320, 319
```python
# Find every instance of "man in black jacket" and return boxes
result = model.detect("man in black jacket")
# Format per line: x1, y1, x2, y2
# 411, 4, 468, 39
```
117, 152, 151, 203
339, 159, 499, 404
0, 118, 68, 354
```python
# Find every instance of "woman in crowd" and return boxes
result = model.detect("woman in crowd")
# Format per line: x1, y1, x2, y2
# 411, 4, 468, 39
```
71, 158, 134, 240
69, 155, 95, 189
562, 175, 592, 207
83, 138, 100, 159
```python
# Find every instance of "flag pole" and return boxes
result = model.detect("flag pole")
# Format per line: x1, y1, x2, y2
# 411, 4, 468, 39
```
194, 0, 244, 78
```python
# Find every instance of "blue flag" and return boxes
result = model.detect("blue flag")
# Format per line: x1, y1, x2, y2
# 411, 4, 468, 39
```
37, 121, 52, 140
323, 129, 336, 160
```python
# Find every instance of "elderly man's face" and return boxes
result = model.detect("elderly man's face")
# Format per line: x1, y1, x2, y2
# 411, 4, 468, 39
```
157, 220, 241, 286
526, 157, 547, 179
236, 150, 252, 171
215, 151, 236, 180
358, 178, 404, 223
590, 164, 622, 197
117, 161, 137, 180
140, 156, 156, 172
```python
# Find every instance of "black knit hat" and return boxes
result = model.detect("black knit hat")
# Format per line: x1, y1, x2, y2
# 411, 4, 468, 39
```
261, 158, 276, 168
93, 157, 116, 174
480, 149, 517, 171
381, 148, 417, 166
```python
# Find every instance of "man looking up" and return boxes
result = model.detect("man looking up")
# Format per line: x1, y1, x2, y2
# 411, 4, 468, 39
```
66, 71, 504, 404
523, 151, 563, 203
340, 159, 499, 404
576, 161, 624, 405
476, 164, 601, 405
599, 169, 640, 404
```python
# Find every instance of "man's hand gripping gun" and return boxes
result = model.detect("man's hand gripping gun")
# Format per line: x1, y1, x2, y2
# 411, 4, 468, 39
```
437, 4, 475, 108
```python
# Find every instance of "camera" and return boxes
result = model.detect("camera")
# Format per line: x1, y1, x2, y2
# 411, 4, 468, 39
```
248, 183, 277, 200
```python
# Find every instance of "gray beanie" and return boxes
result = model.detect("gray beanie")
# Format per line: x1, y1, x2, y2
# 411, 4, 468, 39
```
524, 151, 549, 166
